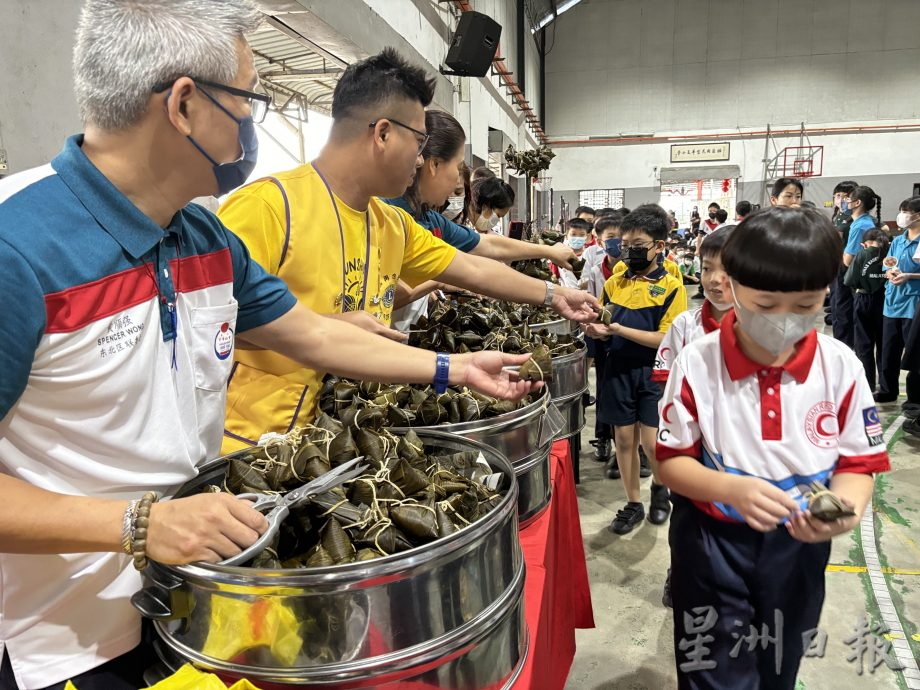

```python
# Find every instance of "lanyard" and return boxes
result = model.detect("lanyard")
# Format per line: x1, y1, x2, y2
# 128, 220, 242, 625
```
313, 164, 372, 313
143, 237, 181, 369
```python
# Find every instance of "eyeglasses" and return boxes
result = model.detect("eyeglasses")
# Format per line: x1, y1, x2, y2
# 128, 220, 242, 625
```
153, 77, 271, 124
370, 117, 429, 154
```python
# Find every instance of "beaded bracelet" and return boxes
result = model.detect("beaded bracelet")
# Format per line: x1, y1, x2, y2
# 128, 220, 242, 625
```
131, 491, 159, 571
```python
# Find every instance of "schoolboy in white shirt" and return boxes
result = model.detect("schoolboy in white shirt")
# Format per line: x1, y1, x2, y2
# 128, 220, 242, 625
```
657, 207, 889, 689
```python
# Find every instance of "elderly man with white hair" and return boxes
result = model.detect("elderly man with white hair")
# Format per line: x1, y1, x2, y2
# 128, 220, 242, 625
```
0, 2, 539, 687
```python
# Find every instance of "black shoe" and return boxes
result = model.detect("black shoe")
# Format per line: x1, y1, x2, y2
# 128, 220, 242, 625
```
639, 448, 652, 478
610, 502, 645, 534
605, 457, 621, 479
592, 438, 611, 462
904, 417, 920, 438
874, 392, 898, 403
662, 568, 672, 608
824, 314, 833, 326
648, 483, 672, 525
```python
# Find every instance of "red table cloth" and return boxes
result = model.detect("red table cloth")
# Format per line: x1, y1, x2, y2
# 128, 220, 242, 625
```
512, 439, 595, 690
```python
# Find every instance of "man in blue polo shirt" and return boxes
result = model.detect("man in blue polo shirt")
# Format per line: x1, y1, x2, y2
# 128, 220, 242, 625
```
0, 2, 537, 687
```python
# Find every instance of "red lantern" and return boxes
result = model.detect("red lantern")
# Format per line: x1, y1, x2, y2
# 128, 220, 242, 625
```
722, 178, 730, 193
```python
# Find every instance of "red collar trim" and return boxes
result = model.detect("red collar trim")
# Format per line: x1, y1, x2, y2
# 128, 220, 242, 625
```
719, 310, 817, 383
601, 258, 614, 280
700, 300, 721, 333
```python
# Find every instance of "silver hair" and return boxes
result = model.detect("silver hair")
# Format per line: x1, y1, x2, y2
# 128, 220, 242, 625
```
74, 0, 263, 130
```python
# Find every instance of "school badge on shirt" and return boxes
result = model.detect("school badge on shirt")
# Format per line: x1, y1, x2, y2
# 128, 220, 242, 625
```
214, 322, 234, 360
862, 406, 884, 446
648, 284, 666, 298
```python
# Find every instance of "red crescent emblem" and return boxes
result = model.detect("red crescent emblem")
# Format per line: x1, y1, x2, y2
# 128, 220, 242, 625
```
816, 412, 835, 437
662, 402, 675, 425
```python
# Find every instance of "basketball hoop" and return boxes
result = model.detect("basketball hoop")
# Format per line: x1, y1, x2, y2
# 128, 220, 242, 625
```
782, 146, 823, 178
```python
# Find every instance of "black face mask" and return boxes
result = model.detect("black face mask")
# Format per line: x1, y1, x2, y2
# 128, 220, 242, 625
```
708, 212, 717, 220
624, 246, 653, 272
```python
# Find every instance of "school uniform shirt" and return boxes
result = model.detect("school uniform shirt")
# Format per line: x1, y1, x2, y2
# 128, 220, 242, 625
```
844, 214, 877, 256
843, 246, 887, 294
217, 165, 457, 453
699, 218, 719, 237
657, 311, 890, 524
651, 300, 722, 383
612, 256, 683, 283
601, 265, 687, 365
555, 259, 586, 289
581, 243, 605, 273
0, 136, 296, 688
883, 231, 920, 319
584, 255, 616, 300
834, 208, 854, 246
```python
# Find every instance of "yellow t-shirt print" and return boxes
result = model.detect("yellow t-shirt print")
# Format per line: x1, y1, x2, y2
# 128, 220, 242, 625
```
216, 164, 457, 452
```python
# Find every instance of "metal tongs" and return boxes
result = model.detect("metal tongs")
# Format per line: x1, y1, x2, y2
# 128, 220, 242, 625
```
220, 456, 368, 566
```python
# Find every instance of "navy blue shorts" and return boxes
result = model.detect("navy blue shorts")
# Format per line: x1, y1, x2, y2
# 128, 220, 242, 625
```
669, 496, 830, 690
585, 335, 598, 358
597, 362, 661, 428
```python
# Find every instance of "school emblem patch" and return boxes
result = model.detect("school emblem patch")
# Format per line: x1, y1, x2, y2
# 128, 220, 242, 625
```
214, 322, 234, 360
862, 406, 884, 446
648, 284, 666, 298
804, 401, 837, 449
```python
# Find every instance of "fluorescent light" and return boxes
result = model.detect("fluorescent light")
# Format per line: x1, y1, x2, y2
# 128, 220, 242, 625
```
531, 0, 585, 32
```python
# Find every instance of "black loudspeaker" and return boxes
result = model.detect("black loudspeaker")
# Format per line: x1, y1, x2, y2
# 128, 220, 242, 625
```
444, 11, 502, 78
913, 183, 920, 197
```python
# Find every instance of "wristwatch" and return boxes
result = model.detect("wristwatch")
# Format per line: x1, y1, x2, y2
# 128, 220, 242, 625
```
433, 352, 450, 394
543, 280, 555, 307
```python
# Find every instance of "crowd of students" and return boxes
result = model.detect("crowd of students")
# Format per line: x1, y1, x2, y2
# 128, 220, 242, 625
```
549, 172, 919, 686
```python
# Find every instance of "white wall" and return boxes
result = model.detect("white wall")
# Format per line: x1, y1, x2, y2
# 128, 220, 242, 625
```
545, 0, 920, 137
0, 0, 82, 174
550, 123, 920, 191
541, 0, 920, 213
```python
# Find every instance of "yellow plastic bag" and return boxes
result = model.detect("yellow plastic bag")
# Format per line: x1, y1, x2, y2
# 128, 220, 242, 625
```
146, 662, 264, 689
201, 591, 302, 667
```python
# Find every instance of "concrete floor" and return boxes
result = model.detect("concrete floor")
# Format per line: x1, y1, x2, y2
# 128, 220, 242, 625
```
566, 318, 920, 690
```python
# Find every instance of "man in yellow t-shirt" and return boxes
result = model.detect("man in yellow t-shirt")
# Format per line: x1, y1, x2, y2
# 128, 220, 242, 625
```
219, 49, 599, 452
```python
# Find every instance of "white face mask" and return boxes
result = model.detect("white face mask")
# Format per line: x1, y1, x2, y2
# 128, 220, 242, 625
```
475, 213, 499, 232
444, 195, 465, 217
896, 211, 917, 229
729, 281, 814, 356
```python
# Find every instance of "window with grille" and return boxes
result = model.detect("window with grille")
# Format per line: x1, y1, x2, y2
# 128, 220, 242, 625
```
578, 189, 625, 209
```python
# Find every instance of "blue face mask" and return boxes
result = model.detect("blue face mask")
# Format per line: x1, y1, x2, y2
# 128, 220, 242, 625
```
183, 89, 259, 196
604, 238, 622, 258
840, 199, 850, 213
566, 236, 587, 250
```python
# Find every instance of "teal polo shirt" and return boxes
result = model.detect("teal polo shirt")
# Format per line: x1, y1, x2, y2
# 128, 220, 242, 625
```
883, 231, 920, 319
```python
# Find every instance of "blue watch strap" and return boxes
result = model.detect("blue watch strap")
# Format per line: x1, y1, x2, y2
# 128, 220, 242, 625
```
434, 352, 450, 394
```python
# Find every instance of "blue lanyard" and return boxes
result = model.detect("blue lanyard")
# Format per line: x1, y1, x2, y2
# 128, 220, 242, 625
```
313, 164, 372, 313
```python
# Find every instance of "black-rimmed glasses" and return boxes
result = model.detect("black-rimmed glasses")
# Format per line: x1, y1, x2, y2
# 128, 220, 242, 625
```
370, 117, 429, 154
153, 77, 271, 124
620, 242, 656, 252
